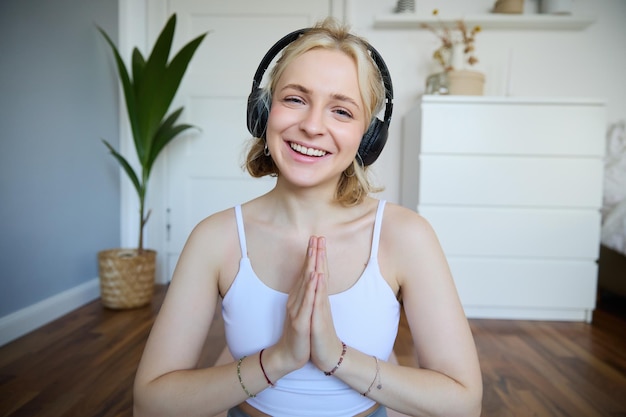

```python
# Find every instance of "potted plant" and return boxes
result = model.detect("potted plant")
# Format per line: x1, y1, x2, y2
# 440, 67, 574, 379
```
423, 9, 484, 96
97, 14, 206, 309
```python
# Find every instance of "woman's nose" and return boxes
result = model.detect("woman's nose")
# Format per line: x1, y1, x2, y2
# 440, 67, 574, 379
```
299, 106, 326, 136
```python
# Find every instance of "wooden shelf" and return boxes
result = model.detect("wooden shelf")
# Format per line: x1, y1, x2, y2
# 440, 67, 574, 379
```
373, 13, 595, 31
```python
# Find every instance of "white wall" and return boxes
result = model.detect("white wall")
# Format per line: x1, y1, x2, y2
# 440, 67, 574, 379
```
346, 0, 626, 204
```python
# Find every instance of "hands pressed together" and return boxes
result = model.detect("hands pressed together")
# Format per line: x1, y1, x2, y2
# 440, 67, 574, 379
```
276, 236, 345, 375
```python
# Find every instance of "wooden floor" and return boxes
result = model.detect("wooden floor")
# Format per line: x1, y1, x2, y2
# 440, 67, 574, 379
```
1, 286, 625, 417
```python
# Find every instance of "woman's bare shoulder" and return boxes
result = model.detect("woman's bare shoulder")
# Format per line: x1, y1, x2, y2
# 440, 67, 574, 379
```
379, 202, 446, 284
177, 207, 240, 264
191, 206, 239, 238
381, 202, 437, 243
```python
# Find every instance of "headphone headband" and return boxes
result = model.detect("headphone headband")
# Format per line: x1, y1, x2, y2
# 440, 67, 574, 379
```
250, 29, 305, 91
247, 28, 394, 166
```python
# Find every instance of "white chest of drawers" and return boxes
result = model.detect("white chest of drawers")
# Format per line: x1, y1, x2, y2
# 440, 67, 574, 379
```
401, 96, 606, 321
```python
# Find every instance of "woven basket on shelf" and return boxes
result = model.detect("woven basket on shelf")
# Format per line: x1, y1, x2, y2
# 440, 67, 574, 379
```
448, 70, 485, 96
98, 249, 156, 309
493, 0, 524, 14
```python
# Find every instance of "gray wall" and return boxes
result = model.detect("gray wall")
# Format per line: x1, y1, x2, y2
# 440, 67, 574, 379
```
0, 0, 120, 317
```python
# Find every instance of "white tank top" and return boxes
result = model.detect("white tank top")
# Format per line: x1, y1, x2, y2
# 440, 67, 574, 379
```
222, 200, 400, 417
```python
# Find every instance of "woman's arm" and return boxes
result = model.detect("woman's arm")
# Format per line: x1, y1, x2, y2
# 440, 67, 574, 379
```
332, 204, 483, 417
133, 211, 324, 417
133, 210, 259, 417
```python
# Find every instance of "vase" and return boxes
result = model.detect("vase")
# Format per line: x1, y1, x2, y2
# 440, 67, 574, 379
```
98, 248, 156, 309
447, 70, 485, 96
425, 72, 449, 95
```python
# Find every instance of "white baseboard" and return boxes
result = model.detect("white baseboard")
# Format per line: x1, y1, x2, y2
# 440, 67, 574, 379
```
0, 278, 100, 347
464, 306, 593, 323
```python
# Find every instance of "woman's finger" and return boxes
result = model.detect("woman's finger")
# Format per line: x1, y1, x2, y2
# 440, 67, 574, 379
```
290, 236, 318, 312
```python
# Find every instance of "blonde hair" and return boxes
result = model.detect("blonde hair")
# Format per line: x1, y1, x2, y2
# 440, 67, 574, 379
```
245, 17, 386, 205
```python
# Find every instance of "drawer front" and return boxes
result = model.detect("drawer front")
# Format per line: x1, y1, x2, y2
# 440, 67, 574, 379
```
420, 102, 605, 156
418, 206, 601, 258
418, 155, 604, 208
449, 258, 598, 309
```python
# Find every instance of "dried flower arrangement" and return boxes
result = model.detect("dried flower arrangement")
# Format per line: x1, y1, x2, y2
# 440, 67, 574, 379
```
422, 9, 481, 71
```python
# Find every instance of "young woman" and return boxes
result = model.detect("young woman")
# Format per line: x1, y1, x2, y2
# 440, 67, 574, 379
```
133, 17, 482, 417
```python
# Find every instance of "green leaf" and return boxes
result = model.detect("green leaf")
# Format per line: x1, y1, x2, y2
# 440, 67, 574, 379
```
131, 48, 148, 162
101, 139, 142, 198
161, 32, 207, 112
144, 108, 195, 178
135, 14, 176, 152
146, 124, 195, 180
97, 27, 142, 160
131, 48, 146, 92
147, 14, 176, 71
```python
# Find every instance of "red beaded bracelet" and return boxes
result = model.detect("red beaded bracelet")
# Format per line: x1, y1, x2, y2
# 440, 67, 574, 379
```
259, 349, 275, 387
324, 341, 347, 376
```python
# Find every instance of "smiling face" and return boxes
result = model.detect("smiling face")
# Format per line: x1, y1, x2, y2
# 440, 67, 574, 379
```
265, 48, 366, 191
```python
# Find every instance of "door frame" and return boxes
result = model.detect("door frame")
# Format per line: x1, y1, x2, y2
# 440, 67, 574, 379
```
116, 0, 148, 253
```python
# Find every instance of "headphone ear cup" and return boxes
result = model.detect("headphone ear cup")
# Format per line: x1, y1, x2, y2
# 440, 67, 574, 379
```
358, 118, 388, 166
247, 88, 269, 138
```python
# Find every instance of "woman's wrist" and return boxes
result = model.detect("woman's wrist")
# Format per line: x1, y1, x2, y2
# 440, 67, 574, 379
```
261, 345, 301, 384
237, 347, 285, 398
323, 340, 347, 376
259, 349, 275, 387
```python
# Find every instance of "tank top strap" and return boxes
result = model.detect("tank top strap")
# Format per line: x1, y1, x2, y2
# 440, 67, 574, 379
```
369, 200, 386, 260
234, 205, 248, 258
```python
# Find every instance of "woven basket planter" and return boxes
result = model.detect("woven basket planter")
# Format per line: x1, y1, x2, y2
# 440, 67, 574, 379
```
98, 249, 156, 309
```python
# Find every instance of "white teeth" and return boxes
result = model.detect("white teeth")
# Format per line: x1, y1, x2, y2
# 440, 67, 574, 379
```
290, 142, 327, 157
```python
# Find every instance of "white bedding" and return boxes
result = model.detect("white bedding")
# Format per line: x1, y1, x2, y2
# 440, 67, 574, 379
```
601, 121, 626, 256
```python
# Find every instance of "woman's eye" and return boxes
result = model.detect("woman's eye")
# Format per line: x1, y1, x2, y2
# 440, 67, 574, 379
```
334, 108, 353, 119
284, 96, 304, 104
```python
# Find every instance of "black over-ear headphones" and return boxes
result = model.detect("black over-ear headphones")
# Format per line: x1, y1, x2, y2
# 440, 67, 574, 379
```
246, 28, 394, 166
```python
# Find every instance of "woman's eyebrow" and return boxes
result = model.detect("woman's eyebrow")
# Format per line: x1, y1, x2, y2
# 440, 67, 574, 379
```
281, 83, 309, 94
331, 92, 361, 110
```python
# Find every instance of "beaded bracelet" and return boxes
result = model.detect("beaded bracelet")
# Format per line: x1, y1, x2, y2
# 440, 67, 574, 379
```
237, 356, 256, 398
324, 341, 347, 376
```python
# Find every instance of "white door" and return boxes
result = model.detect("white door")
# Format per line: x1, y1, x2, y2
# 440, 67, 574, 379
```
146, 1, 340, 281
